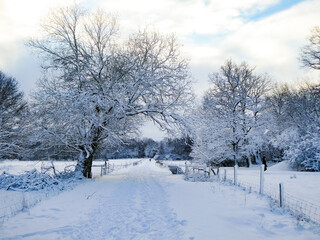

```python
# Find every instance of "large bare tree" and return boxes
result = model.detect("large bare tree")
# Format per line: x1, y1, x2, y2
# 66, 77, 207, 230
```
191, 59, 269, 166
29, 5, 193, 178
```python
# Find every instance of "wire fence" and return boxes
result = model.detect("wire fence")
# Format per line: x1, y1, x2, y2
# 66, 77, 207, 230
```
0, 191, 47, 224
92, 159, 143, 177
139, 160, 320, 225
220, 167, 320, 225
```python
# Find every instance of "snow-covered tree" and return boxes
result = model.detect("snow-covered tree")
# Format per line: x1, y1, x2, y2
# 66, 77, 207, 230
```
0, 71, 27, 158
300, 26, 320, 70
29, 5, 193, 178
191, 59, 269, 166
144, 139, 158, 158
269, 83, 320, 171
191, 109, 232, 165
285, 132, 320, 171
154, 137, 193, 160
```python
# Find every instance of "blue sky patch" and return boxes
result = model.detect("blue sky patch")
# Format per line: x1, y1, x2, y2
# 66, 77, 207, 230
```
248, 0, 306, 21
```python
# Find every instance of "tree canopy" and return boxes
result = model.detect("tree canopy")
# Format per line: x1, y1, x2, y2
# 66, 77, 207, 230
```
28, 5, 193, 177
0, 71, 27, 158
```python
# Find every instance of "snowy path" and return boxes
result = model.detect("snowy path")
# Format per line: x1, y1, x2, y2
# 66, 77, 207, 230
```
0, 161, 183, 240
0, 160, 319, 240
74, 175, 184, 239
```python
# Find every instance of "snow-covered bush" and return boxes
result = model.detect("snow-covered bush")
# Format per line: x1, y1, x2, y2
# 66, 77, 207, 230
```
0, 168, 78, 192
185, 172, 212, 182
0, 170, 59, 191
268, 83, 320, 171
284, 133, 320, 171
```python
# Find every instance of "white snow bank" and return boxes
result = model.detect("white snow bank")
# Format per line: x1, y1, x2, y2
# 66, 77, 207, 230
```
269, 160, 292, 171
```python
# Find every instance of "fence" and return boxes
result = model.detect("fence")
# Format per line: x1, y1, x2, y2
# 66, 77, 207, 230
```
92, 161, 114, 176
0, 191, 49, 223
219, 166, 320, 225
92, 159, 143, 177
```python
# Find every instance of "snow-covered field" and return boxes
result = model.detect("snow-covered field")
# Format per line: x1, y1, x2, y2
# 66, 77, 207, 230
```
161, 160, 320, 224
0, 159, 142, 177
0, 159, 319, 239
231, 161, 320, 206
161, 160, 320, 205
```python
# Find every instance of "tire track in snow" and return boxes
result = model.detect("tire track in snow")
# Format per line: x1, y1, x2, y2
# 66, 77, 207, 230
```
73, 175, 185, 240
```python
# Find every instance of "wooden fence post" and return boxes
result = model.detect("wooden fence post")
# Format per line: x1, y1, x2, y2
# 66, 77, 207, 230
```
279, 183, 284, 207
234, 165, 238, 185
260, 164, 264, 194
185, 162, 189, 179
104, 161, 107, 175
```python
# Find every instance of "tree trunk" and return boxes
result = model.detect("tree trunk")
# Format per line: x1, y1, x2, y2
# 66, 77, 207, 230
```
75, 150, 93, 178
246, 155, 252, 168
232, 142, 238, 166
76, 127, 101, 178
255, 151, 262, 165
82, 154, 93, 178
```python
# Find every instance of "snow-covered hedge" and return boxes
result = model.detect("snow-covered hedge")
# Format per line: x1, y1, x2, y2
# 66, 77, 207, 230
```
284, 134, 320, 172
0, 169, 77, 192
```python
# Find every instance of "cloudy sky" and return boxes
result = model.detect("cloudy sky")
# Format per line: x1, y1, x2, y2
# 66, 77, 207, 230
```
0, 0, 319, 139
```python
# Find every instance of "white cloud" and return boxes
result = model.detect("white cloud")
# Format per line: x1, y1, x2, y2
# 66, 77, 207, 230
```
0, 0, 320, 139
175, 0, 320, 96
1, 0, 319, 89
0, 0, 84, 90
220, 0, 320, 83
98, 0, 279, 36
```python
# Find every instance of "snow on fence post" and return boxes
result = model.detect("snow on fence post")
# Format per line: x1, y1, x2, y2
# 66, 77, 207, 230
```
224, 169, 227, 181
260, 164, 264, 194
279, 183, 284, 208
234, 165, 238, 185
104, 161, 107, 175
21, 193, 27, 211
185, 162, 189, 179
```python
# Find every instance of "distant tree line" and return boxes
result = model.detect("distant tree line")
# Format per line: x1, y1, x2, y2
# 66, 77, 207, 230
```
16, 137, 193, 161
97, 137, 193, 160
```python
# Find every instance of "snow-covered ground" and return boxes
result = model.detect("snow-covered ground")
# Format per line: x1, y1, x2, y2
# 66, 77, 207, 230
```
0, 159, 141, 222
234, 161, 320, 206
162, 160, 320, 224
163, 161, 320, 207
0, 160, 319, 239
